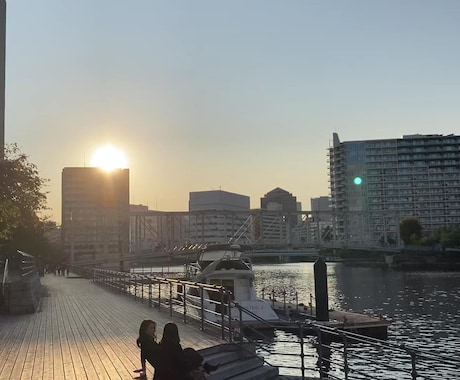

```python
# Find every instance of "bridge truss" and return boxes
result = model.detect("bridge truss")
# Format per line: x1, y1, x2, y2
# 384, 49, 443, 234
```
129, 209, 402, 256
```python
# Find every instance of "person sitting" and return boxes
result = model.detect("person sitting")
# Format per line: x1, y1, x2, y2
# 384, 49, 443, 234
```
154, 322, 218, 380
135, 319, 159, 378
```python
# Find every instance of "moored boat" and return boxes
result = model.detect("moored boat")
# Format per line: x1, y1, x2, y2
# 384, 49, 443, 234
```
185, 244, 279, 326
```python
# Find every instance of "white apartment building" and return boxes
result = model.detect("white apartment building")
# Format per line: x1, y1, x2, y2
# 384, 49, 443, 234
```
329, 133, 460, 246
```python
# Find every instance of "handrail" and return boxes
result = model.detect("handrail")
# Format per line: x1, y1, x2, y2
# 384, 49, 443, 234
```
2, 258, 8, 292
232, 303, 460, 380
92, 268, 235, 341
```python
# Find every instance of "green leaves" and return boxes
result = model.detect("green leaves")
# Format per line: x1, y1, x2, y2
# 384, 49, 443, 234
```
0, 144, 48, 243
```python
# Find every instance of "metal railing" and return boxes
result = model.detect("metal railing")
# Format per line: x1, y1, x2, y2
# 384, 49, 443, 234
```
17, 251, 37, 278
0, 258, 9, 312
92, 268, 235, 341
232, 303, 460, 379
261, 286, 316, 317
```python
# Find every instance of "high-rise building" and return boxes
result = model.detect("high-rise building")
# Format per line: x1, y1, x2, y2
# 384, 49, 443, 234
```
61, 167, 129, 268
188, 190, 250, 244
329, 133, 460, 246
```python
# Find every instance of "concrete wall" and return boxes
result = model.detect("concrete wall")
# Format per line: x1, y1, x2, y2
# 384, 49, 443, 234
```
7, 273, 42, 314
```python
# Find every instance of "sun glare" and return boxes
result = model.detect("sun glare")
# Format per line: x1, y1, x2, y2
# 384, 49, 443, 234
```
90, 144, 128, 171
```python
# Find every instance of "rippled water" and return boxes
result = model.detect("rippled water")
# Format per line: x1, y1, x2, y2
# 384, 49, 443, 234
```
252, 262, 460, 378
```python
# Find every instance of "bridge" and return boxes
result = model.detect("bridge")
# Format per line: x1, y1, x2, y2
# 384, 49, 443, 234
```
129, 208, 402, 257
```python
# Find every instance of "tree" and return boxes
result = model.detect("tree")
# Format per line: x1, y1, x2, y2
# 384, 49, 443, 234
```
399, 217, 422, 245
432, 226, 460, 248
0, 144, 48, 253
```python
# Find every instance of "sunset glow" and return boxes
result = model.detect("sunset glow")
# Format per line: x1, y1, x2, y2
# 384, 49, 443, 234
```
90, 145, 128, 171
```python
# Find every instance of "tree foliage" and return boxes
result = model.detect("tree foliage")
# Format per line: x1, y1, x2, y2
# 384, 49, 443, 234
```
399, 217, 422, 245
0, 144, 49, 254
432, 226, 460, 248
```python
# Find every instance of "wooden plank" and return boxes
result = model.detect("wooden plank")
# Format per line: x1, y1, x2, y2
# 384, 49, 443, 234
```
51, 289, 65, 380
0, 314, 29, 377
0, 274, 224, 380
0, 313, 36, 379
42, 288, 56, 380
54, 290, 77, 380
17, 300, 45, 379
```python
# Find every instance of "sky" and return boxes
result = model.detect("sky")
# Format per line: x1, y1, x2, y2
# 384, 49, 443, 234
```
6, 1, 460, 223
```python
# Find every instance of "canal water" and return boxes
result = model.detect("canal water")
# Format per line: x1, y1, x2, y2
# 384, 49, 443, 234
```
252, 262, 460, 378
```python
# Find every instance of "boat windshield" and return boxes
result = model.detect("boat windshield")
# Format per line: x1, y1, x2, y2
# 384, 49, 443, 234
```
215, 260, 250, 271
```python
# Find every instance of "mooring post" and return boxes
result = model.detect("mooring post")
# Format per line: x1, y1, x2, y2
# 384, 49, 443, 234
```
314, 257, 329, 321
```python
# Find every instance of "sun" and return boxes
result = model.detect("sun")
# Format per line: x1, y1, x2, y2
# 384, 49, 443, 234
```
90, 144, 128, 171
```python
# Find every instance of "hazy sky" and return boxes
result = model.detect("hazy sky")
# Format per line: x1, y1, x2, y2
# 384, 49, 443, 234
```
6, 1, 460, 223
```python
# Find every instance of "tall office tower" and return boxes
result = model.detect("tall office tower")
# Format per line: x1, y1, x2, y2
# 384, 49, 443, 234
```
61, 167, 129, 269
328, 133, 460, 247
0, 1, 6, 158
188, 190, 250, 244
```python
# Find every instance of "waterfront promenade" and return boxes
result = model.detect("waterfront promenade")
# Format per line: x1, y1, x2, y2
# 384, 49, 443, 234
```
0, 274, 225, 380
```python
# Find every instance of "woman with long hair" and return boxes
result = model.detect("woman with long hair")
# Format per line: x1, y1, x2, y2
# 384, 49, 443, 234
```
154, 322, 190, 379
154, 322, 218, 380
135, 319, 159, 378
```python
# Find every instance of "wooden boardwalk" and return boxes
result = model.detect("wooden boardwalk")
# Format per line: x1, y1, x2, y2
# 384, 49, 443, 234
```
0, 274, 225, 380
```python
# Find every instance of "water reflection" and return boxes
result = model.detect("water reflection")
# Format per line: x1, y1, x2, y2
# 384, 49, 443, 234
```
253, 262, 460, 358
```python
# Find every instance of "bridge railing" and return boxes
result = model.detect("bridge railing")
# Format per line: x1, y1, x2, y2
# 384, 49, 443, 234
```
232, 303, 460, 380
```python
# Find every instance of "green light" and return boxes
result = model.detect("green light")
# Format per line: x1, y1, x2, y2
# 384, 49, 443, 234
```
354, 177, 362, 185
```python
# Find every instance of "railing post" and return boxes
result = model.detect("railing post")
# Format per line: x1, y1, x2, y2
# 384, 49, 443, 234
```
315, 326, 325, 380
182, 283, 187, 323
200, 285, 205, 331
157, 281, 161, 310
220, 288, 225, 339
283, 289, 286, 315
148, 281, 152, 308
169, 282, 173, 317
237, 303, 244, 341
340, 331, 350, 380
141, 277, 144, 304
409, 349, 417, 380
228, 295, 233, 342
295, 291, 299, 311
299, 322, 306, 380
271, 289, 275, 308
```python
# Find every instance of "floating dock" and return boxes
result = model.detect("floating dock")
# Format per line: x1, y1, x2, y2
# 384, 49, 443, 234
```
271, 301, 391, 340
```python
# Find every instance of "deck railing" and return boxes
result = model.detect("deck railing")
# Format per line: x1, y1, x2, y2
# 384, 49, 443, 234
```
233, 303, 460, 380
92, 268, 235, 341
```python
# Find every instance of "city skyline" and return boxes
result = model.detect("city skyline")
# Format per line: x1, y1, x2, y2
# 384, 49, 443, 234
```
6, 1, 460, 223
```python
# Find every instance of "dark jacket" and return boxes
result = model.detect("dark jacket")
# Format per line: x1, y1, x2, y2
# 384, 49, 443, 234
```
153, 342, 193, 380
138, 335, 160, 369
